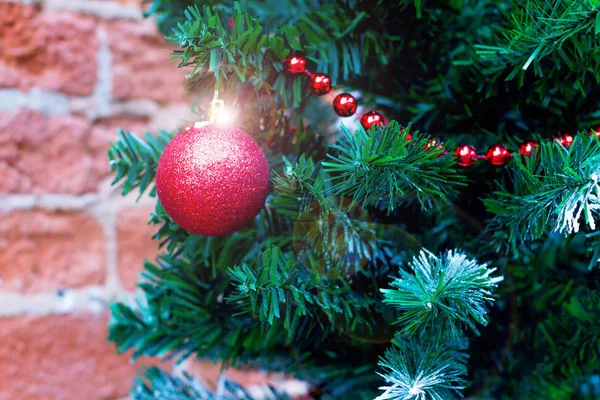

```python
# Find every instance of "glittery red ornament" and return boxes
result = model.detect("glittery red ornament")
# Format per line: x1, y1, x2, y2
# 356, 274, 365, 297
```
485, 144, 512, 166
309, 73, 331, 95
454, 144, 478, 167
156, 124, 270, 236
332, 93, 357, 117
519, 140, 540, 157
283, 55, 307, 74
554, 133, 574, 148
359, 111, 384, 130
590, 128, 600, 139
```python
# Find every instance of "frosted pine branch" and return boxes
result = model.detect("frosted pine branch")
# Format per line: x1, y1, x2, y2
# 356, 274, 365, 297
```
381, 249, 503, 341
376, 342, 467, 400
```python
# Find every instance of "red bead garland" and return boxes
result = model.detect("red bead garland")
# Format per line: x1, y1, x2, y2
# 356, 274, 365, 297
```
519, 141, 540, 157
280, 51, 594, 168
284, 55, 307, 74
454, 144, 478, 167
554, 133, 574, 148
308, 73, 331, 95
485, 144, 512, 166
333, 93, 358, 117
360, 111, 384, 130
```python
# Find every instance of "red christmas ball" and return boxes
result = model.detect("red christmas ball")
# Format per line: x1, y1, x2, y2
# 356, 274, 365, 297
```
454, 144, 478, 167
519, 140, 539, 157
156, 124, 270, 236
485, 144, 512, 166
590, 127, 600, 139
309, 73, 331, 95
283, 55, 307, 74
332, 93, 357, 117
359, 111, 384, 130
554, 133, 574, 148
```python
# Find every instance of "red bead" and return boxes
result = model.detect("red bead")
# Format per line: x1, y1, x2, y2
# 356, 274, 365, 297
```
519, 140, 540, 157
554, 133, 574, 148
399, 125, 411, 141
425, 138, 444, 152
283, 55, 307, 74
454, 144, 478, 167
485, 144, 512, 166
156, 124, 270, 236
308, 73, 331, 95
332, 93, 357, 117
359, 111, 384, 130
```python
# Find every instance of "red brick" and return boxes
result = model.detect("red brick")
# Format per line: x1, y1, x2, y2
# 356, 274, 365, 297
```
117, 207, 158, 290
106, 19, 188, 104
0, 210, 105, 293
0, 313, 169, 400
0, 3, 98, 96
0, 110, 125, 194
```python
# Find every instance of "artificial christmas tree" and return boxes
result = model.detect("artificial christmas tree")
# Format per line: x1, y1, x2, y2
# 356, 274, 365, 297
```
107, 1, 600, 399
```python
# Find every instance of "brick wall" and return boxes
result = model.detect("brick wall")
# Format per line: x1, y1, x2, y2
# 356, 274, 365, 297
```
0, 0, 194, 398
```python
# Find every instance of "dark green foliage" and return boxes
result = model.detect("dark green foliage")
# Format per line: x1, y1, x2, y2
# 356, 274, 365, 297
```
476, 1, 600, 97
107, 0, 600, 398
227, 244, 380, 334
108, 253, 295, 365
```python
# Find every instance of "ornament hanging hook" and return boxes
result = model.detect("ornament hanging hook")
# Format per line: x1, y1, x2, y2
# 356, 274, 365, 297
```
208, 90, 225, 124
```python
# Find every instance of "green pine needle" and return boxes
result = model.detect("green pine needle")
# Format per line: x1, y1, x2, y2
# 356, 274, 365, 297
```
108, 129, 174, 199
323, 121, 466, 213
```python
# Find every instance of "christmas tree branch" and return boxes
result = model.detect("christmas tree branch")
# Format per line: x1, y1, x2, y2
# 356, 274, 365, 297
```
322, 122, 466, 213
381, 249, 502, 341
108, 255, 291, 364
270, 155, 381, 276
270, 155, 330, 219
484, 133, 600, 258
108, 129, 173, 199
132, 367, 290, 400
476, 0, 600, 88
169, 3, 300, 105
376, 340, 467, 400
149, 200, 270, 266
168, 0, 398, 106
227, 244, 381, 336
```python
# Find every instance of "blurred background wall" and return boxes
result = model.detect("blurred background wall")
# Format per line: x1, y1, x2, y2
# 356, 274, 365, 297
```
0, 0, 195, 398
